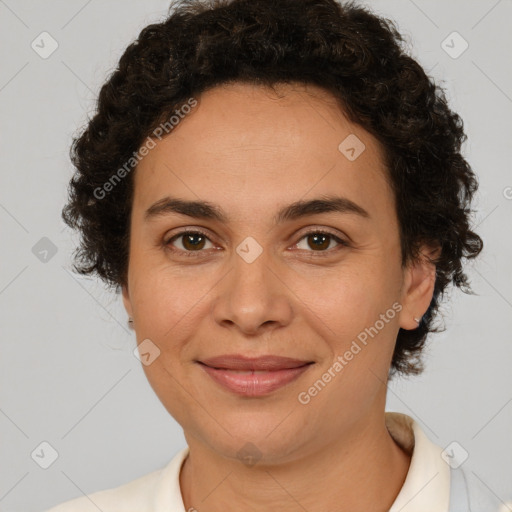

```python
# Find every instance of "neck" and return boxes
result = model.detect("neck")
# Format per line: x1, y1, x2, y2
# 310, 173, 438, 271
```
179, 410, 411, 512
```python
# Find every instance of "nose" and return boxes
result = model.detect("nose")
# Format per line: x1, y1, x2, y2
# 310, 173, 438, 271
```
211, 249, 294, 336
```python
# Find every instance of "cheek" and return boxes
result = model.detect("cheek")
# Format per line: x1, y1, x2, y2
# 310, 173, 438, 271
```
132, 277, 206, 337
300, 263, 401, 372
303, 262, 395, 323
128, 251, 220, 353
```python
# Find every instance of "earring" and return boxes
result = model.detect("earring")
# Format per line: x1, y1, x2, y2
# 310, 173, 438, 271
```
128, 317, 134, 324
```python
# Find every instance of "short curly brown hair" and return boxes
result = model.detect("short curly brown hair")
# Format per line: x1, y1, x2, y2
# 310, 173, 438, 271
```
62, 0, 483, 376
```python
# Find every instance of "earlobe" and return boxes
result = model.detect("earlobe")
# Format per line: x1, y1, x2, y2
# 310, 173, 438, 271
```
121, 284, 133, 318
398, 245, 439, 330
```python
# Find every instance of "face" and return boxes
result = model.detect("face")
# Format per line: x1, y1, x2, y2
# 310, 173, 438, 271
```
122, 82, 435, 463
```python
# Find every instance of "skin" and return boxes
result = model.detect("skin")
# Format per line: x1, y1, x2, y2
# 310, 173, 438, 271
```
122, 82, 437, 511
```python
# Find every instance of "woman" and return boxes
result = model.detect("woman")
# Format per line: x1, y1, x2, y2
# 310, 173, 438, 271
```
45, 0, 507, 510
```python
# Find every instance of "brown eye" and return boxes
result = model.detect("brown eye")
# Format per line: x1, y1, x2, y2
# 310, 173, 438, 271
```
306, 233, 331, 251
165, 230, 214, 255
181, 232, 207, 251
295, 230, 348, 253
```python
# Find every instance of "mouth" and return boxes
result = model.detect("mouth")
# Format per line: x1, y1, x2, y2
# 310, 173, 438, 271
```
199, 354, 313, 371
196, 355, 314, 396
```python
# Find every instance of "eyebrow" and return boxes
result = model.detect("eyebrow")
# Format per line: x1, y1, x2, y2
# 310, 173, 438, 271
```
144, 194, 370, 224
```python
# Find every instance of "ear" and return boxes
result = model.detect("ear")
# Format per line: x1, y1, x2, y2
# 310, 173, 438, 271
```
121, 283, 133, 318
398, 244, 440, 330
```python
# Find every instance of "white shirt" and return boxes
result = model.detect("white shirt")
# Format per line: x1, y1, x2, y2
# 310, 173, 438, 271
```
44, 412, 509, 512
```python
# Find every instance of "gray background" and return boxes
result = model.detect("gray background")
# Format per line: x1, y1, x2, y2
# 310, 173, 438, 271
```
1, 0, 511, 510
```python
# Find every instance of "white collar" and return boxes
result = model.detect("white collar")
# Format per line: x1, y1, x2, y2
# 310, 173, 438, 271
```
153, 412, 450, 511
386, 412, 450, 511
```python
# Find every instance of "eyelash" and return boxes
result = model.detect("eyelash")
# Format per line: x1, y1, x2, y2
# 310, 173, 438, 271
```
163, 228, 349, 259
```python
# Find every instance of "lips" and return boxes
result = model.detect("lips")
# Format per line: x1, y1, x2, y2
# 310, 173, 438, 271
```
199, 354, 312, 371
197, 355, 314, 396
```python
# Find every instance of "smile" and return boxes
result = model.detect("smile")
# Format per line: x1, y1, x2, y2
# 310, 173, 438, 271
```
197, 356, 314, 396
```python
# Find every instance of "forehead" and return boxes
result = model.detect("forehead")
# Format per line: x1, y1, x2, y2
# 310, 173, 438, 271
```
132, 82, 394, 225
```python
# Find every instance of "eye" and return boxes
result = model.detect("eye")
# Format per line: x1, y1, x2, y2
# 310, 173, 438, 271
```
164, 228, 349, 259
293, 230, 349, 255
164, 230, 215, 257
